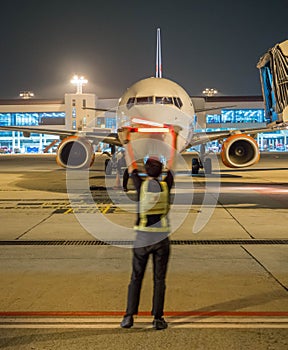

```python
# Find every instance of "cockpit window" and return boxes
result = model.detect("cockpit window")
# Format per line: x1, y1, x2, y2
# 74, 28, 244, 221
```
135, 96, 153, 105
127, 96, 183, 109
174, 97, 183, 109
127, 96, 153, 108
156, 97, 173, 105
155, 96, 183, 108
127, 97, 135, 109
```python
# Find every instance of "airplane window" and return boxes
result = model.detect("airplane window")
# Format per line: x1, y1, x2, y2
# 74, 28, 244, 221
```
155, 97, 173, 105
127, 97, 135, 109
135, 96, 153, 105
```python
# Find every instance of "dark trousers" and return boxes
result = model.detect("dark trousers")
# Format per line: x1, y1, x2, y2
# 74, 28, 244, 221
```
125, 238, 170, 319
122, 168, 129, 189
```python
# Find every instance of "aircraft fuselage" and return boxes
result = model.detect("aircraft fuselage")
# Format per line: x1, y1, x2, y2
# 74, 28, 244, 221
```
116, 77, 195, 160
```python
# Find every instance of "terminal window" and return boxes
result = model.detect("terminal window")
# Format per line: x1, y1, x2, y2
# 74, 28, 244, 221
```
0, 112, 65, 126
206, 109, 265, 124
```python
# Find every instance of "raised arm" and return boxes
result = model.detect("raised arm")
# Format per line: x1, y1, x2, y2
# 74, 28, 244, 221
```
166, 125, 177, 171
123, 127, 138, 173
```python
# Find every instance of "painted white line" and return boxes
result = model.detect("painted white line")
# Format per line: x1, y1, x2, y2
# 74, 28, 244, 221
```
1, 317, 288, 329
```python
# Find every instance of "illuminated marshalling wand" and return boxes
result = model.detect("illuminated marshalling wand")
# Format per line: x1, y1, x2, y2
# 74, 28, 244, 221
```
130, 118, 169, 133
70, 75, 88, 94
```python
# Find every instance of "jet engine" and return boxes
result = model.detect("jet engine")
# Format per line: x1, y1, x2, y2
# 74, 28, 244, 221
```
221, 134, 260, 168
56, 136, 95, 169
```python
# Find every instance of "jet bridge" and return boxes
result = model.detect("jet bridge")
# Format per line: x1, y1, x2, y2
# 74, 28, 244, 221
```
257, 40, 288, 126
257, 40, 288, 125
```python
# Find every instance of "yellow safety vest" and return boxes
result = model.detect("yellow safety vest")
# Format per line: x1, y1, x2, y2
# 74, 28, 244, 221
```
134, 180, 170, 232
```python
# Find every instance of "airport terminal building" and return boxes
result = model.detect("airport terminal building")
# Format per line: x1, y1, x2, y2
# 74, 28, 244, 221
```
0, 91, 287, 153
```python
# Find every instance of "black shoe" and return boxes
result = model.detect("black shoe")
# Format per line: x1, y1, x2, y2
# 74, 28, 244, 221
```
120, 315, 134, 328
152, 317, 168, 330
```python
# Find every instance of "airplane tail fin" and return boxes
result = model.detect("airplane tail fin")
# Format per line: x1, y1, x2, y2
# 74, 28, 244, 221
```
155, 28, 162, 78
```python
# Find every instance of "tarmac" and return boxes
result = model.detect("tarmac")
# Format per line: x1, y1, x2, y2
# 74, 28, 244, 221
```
0, 152, 288, 349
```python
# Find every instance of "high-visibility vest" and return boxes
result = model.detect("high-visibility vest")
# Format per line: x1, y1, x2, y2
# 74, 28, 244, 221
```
134, 179, 170, 232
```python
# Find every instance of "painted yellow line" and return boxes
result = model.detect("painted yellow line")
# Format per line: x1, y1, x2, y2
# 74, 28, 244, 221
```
102, 204, 112, 214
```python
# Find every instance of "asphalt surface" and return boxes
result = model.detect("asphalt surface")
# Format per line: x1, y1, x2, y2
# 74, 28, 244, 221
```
0, 152, 288, 349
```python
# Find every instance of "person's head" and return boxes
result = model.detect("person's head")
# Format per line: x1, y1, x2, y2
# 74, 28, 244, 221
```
144, 157, 163, 178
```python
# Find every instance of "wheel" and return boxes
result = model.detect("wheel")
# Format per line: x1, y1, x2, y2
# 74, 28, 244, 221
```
192, 158, 200, 175
203, 158, 212, 174
105, 158, 112, 175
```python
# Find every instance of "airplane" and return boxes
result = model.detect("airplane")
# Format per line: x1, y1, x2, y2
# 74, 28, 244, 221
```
0, 29, 287, 175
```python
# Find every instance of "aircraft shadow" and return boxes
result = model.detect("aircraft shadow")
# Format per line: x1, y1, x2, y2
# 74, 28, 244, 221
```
170, 290, 288, 324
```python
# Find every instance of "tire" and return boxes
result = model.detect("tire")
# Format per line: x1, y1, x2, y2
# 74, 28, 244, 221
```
203, 158, 212, 174
105, 158, 112, 175
192, 158, 200, 175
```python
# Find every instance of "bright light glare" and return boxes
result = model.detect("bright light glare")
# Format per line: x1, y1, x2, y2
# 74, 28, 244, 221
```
70, 75, 88, 94
19, 91, 34, 99
137, 128, 169, 133
202, 88, 218, 96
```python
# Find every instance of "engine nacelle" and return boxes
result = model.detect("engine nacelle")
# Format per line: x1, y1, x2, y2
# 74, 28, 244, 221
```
56, 136, 95, 169
221, 134, 260, 168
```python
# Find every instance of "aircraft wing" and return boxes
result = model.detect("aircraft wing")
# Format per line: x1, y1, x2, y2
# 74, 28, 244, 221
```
194, 105, 235, 113
83, 131, 122, 146
0, 125, 122, 146
83, 107, 117, 112
187, 124, 287, 147
0, 125, 77, 137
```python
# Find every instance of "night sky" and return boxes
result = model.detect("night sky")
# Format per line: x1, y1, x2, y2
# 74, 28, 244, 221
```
0, 0, 287, 99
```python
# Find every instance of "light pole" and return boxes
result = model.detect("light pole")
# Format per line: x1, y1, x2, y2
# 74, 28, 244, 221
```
70, 75, 88, 94
202, 88, 218, 97
19, 91, 34, 99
